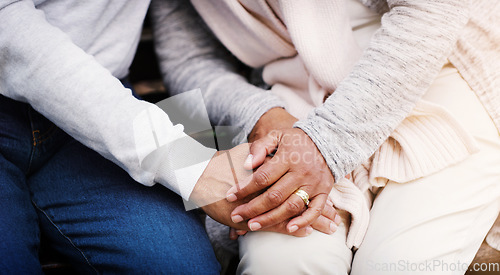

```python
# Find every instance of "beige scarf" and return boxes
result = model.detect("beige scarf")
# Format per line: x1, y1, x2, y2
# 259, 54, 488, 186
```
192, 0, 362, 118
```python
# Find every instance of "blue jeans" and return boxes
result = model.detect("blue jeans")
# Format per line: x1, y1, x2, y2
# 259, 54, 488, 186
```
0, 95, 220, 274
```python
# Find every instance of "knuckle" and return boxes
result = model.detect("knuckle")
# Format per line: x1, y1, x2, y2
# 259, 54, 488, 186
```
266, 189, 284, 205
253, 170, 270, 188
286, 200, 303, 214
240, 211, 254, 220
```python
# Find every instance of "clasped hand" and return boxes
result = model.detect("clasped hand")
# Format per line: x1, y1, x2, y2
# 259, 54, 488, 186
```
191, 108, 338, 237
226, 128, 337, 234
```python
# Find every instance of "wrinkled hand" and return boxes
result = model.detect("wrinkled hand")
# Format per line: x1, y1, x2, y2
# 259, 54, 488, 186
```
226, 128, 335, 233
229, 196, 342, 240
248, 107, 298, 142
190, 143, 322, 237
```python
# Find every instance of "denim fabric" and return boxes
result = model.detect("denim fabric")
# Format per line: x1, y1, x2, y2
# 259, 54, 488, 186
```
0, 95, 220, 274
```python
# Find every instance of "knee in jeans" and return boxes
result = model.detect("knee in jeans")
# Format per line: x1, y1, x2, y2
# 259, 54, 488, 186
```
115, 246, 219, 274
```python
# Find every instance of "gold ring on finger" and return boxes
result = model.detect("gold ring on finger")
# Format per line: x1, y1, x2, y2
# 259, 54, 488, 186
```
293, 189, 310, 207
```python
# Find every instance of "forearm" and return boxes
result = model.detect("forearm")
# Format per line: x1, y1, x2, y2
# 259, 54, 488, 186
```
0, 0, 211, 199
295, 0, 471, 180
150, 0, 285, 145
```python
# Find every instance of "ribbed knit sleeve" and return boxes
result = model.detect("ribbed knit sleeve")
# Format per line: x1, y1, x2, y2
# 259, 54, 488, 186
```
150, 0, 286, 145
295, 0, 471, 180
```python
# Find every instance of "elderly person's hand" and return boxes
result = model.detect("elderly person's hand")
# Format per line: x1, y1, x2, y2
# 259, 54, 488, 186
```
248, 107, 298, 142
229, 195, 341, 240
226, 128, 335, 233
190, 143, 338, 237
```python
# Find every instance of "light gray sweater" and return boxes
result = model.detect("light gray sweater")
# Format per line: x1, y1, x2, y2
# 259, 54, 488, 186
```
0, 0, 284, 199
294, 0, 500, 180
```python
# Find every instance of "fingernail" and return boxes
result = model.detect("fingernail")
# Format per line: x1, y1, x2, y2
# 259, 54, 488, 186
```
289, 225, 299, 233
249, 222, 261, 231
231, 215, 243, 223
306, 226, 313, 235
229, 229, 237, 240
334, 214, 341, 225
227, 193, 237, 202
226, 186, 236, 195
244, 154, 253, 167
330, 222, 338, 234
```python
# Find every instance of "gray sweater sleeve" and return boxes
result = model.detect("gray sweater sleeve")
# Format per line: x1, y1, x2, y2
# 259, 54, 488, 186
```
295, 0, 471, 181
0, 0, 216, 199
150, 0, 286, 145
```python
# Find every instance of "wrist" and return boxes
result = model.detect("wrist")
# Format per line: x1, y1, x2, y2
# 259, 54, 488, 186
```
248, 107, 298, 142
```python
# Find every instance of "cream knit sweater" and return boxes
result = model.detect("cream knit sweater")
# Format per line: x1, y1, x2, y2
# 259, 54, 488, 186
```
191, 0, 499, 248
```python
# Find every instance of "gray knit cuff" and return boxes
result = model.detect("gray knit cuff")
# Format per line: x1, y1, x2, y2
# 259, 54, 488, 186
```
294, 119, 344, 182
